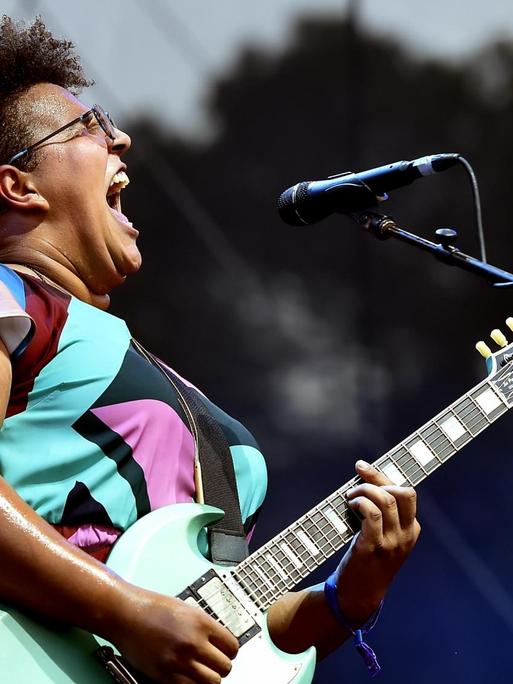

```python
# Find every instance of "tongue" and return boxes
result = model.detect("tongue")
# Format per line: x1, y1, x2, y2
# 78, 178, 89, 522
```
109, 207, 131, 225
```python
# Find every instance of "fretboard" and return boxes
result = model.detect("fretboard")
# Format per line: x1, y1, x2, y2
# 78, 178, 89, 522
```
232, 372, 512, 610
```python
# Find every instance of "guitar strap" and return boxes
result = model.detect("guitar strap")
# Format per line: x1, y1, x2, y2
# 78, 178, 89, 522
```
133, 340, 248, 566
169, 372, 249, 565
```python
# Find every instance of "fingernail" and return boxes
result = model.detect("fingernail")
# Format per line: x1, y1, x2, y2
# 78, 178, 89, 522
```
356, 459, 371, 470
345, 487, 355, 498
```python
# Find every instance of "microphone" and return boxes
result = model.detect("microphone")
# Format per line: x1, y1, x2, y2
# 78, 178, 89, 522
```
278, 153, 460, 226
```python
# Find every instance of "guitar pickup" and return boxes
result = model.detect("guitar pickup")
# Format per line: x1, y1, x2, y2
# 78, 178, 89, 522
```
178, 568, 260, 645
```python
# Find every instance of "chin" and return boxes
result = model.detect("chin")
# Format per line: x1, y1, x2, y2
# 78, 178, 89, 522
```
125, 245, 143, 272
116, 245, 143, 279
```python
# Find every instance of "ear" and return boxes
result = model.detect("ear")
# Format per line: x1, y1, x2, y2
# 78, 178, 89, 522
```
0, 165, 49, 213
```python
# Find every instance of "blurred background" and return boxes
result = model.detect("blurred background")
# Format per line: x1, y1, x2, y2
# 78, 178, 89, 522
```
9, 0, 513, 681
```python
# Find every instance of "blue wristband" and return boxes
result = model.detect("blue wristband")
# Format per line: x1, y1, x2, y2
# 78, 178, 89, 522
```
324, 571, 382, 677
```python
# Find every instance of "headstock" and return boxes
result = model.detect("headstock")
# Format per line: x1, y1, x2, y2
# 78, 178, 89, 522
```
476, 318, 513, 405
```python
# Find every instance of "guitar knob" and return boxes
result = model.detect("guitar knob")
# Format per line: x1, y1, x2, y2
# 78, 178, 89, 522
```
476, 341, 492, 358
506, 317, 513, 333
490, 329, 508, 348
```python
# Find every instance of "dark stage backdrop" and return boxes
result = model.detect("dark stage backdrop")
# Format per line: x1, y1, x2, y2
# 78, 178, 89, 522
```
111, 16, 513, 684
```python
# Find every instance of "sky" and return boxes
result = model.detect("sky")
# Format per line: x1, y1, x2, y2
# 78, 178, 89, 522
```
6, 0, 513, 136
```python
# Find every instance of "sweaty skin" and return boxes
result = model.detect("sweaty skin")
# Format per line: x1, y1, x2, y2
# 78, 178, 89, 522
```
0, 82, 421, 682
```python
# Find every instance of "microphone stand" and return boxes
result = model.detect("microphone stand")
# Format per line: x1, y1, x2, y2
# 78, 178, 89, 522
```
351, 210, 513, 288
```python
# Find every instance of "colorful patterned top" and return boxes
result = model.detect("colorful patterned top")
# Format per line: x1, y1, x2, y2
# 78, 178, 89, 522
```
0, 265, 267, 560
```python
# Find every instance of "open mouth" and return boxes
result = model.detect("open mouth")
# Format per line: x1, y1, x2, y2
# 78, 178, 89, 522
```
106, 170, 130, 217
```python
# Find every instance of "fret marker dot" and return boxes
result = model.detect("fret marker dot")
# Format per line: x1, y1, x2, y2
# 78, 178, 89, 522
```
323, 508, 348, 535
382, 462, 407, 485
440, 415, 466, 441
475, 388, 501, 415
409, 440, 434, 466
297, 530, 320, 556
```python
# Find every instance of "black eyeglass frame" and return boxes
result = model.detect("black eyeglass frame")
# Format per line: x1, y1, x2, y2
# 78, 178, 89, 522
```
7, 104, 117, 166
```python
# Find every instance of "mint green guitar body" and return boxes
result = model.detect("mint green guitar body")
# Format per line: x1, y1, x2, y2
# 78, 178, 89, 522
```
0, 504, 316, 683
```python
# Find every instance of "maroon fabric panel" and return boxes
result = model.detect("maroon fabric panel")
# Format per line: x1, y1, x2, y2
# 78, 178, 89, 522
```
7, 274, 70, 418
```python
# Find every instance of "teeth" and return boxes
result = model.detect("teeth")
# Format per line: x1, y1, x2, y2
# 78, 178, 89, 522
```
109, 170, 130, 190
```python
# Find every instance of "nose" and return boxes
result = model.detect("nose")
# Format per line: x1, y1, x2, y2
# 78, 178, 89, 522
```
109, 127, 131, 155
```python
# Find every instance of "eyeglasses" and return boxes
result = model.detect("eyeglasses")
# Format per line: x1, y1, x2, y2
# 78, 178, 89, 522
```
7, 104, 117, 167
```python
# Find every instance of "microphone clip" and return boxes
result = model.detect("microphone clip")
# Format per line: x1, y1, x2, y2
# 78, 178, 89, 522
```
351, 210, 399, 240
348, 210, 513, 288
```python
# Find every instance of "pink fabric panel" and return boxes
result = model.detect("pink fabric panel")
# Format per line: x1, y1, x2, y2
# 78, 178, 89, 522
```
66, 524, 121, 550
0, 280, 33, 354
91, 399, 196, 509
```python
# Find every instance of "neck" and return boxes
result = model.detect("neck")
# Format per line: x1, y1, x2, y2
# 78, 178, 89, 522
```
0, 216, 116, 310
4, 257, 111, 310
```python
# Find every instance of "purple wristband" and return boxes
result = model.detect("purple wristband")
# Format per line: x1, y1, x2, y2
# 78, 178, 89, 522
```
324, 571, 382, 677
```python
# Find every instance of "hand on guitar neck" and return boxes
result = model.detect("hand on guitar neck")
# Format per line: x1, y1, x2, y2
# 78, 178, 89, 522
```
336, 460, 421, 625
266, 460, 420, 659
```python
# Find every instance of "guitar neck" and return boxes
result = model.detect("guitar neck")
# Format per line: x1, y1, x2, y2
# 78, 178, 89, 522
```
232, 374, 510, 610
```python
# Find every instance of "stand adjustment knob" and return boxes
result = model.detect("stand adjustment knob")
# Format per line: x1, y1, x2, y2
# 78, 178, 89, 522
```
435, 228, 458, 249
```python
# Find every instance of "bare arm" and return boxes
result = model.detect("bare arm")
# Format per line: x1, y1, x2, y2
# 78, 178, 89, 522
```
267, 461, 421, 659
0, 340, 239, 684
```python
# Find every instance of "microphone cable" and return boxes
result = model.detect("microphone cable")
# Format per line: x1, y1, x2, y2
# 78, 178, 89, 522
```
456, 155, 486, 263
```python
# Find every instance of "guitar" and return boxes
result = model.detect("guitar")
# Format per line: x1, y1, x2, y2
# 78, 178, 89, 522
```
1, 325, 513, 683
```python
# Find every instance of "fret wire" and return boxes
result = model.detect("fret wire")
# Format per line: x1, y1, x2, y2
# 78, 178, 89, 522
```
289, 526, 323, 567
378, 380, 498, 463
467, 394, 493, 426
380, 399, 504, 485
398, 445, 429, 477
244, 569, 276, 602
402, 451, 427, 475
275, 528, 320, 570
299, 515, 333, 547
374, 395, 504, 477
311, 509, 340, 550
277, 545, 310, 580
235, 378, 512, 609
430, 418, 458, 447
320, 513, 352, 546
235, 578, 267, 606
416, 422, 454, 464
274, 548, 304, 581
289, 538, 318, 570
316, 520, 348, 551
257, 555, 289, 592
452, 400, 493, 434
264, 542, 302, 583
244, 554, 279, 598
486, 379, 509, 406
393, 453, 427, 484
423, 402, 487, 442
320, 505, 352, 539
299, 518, 335, 558
422, 425, 458, 456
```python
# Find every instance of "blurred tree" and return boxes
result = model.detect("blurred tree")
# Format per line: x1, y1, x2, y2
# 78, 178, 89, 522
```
117, 16, 513, 456
112, 16, 513, 683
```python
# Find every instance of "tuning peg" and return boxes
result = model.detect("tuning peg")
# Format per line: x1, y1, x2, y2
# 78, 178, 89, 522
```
491, 329, 508, 348
506, 317, 513, 333
476, 341, 492, 358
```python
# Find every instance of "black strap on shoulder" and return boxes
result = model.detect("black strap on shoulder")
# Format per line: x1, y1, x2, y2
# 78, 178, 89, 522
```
140, 352, 248, 566
132, 340, 248, 565
176, 379, 248, 565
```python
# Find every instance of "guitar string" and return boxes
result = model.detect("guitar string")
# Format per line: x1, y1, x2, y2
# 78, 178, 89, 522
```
208, 381, 513, 608
234, 397, 508, 603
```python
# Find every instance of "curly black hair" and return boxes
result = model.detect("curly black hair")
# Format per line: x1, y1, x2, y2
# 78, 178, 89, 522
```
0, 15, 92, 169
